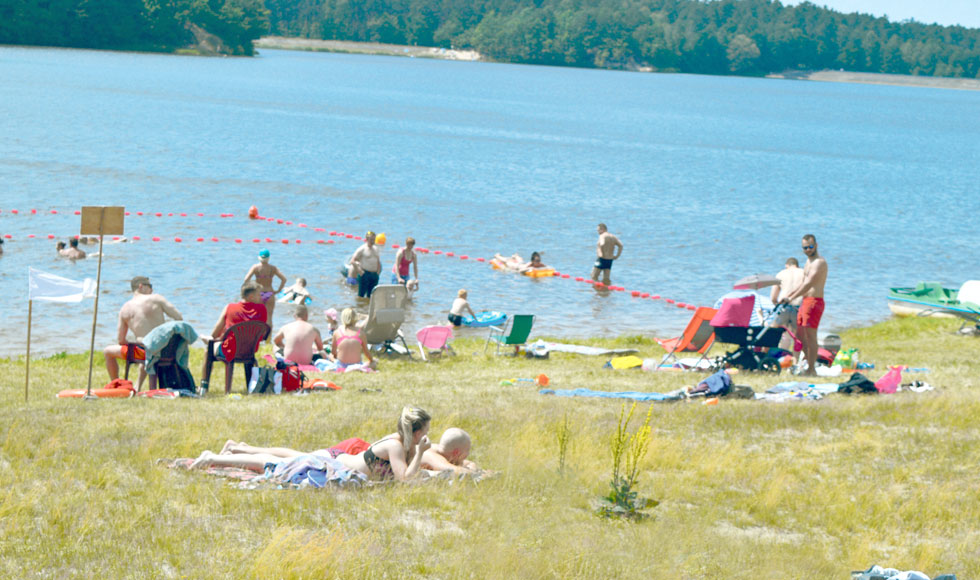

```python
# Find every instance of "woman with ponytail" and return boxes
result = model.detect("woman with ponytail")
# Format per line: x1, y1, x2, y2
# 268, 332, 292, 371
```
188, 407, 432, 481
334, 406, 431, 481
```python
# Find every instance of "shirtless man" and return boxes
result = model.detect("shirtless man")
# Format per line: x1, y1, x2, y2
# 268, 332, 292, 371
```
778, 234, 828, 376
349, 231, 381, 298
273, 304, 325, 365
103, 276, 183, 383
62, 238, 86, 260
591, 223, 623, 286
243, 249, 287, 331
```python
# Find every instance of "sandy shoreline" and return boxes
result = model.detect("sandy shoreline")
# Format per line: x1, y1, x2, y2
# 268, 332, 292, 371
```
254, 36, 481, 62
767, 69, 980, 91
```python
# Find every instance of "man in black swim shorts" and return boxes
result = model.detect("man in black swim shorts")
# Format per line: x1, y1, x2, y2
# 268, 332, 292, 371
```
591, 223, 623, 286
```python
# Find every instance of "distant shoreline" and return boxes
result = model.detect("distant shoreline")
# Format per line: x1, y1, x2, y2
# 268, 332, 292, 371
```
255, 37, 980, 91
767, 69, 980, 91
254, 36, 481, 62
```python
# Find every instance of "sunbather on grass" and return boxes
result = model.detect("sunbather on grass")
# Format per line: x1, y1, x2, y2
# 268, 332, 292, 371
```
190, 407, 433, 482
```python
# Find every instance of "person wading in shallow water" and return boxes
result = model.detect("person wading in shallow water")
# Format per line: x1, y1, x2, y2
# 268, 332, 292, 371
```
591, 223, 623, 286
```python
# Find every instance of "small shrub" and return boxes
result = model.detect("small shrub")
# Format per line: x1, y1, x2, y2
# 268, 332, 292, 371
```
556, 413, 571, 474
595, 403, 658, 521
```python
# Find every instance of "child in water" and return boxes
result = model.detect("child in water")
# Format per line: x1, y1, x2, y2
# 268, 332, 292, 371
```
278, 277, 313, 304
448, 289, 476, 327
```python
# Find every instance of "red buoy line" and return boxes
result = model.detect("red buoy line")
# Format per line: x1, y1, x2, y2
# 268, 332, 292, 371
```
255, 210, 701, 312
0, 208, 236, 218
1, 207, 700, 311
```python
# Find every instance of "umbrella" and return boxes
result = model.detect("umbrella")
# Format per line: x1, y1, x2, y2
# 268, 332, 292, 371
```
733, 274, 780, 290
714, 290, 775, 327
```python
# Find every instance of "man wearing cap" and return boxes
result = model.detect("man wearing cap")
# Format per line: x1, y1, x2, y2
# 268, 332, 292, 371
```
103, 276, 183, 383
349, 231, 382, 298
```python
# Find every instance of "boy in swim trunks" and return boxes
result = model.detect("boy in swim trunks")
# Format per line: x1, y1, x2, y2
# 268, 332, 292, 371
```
591, 223, 623, 286
103, 276, 183, 387
448, 289, 476, 326
778, 234, 828, 376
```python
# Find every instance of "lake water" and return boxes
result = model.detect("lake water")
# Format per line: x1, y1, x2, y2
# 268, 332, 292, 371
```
1, 46, 977, 357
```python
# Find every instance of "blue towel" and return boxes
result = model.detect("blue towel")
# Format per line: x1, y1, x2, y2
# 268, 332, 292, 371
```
540, 388, 676, 401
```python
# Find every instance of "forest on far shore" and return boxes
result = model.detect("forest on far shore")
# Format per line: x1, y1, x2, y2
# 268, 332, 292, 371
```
265, 0, 980, 77
1, 0, 978, 79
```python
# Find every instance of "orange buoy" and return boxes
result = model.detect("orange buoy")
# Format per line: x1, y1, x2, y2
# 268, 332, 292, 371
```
376, 233, 386, 245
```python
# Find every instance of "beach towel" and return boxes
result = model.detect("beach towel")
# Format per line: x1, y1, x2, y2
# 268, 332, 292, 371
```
607, 355, 644, 370
528, 340, 639, 357
540, 388, 680, 402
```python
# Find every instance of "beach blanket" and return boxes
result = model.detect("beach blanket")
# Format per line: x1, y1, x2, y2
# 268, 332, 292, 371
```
540, 388, 681, 402
164, 454, 367, 489
529, 340, 638, 357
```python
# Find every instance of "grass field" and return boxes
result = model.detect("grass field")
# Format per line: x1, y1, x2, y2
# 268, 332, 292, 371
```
2, 317, 979, 579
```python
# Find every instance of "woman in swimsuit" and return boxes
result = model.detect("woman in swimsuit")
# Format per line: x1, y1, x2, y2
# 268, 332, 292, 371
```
243, 248, 287, 331
331, 308, 374, 368
189, 406, 432, 482
392, 237, 419, 286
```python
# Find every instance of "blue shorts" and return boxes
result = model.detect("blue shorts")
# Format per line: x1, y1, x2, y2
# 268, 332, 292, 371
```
594, 257, 613, 270
448, 313, 463, 326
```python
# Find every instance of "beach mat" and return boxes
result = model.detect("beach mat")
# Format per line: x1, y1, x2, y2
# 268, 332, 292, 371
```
529, 340, 638, 357
540, 388, 681, 402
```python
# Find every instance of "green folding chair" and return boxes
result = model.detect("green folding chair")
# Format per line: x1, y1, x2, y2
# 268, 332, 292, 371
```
485, 314, 535, 355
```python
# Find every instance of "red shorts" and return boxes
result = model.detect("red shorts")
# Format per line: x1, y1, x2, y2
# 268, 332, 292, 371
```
797, 297, 825, 329
113, 344, 145, 361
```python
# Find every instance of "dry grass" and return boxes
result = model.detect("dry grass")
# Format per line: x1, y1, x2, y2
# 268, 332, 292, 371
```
1, 316, 979, 578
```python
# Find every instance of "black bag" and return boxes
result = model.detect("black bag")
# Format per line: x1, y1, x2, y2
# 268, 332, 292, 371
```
251, 367, 278, 394
838, 372, 877, 395
155, 363, 196, 392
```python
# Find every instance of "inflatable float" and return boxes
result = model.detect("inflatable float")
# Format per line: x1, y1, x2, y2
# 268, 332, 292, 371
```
57, 387, 134, 398
523, 268, 556, 278
463, 311, 507, 327
277, 290, 312, 305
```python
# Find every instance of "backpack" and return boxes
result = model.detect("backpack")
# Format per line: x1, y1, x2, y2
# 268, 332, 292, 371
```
156, 365, 196, 393
250, 367, 278, 394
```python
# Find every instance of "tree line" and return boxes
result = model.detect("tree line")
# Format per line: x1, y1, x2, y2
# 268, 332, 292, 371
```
0, 0, 269, 55
1, 0, 977, 78
264, 0, 980, 77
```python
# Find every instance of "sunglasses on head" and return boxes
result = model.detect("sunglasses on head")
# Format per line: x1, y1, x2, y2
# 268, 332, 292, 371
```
802, 245, 814, 250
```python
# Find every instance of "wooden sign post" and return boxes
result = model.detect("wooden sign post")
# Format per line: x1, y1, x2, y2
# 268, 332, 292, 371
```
80, 206, 125, 398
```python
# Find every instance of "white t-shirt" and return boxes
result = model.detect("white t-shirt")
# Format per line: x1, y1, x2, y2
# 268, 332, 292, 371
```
775, 266, 805, 306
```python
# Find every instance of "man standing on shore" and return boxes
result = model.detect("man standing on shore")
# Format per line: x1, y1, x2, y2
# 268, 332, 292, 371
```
779, 234, 828, 376
591, 223, 623, 286
103, 276, 183, 382
350, 231, 381, 298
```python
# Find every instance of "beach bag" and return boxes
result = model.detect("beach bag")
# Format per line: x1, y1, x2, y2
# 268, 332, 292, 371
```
280, 365, 304, 392
156, 365, 196, 392
250, 367, 278, 394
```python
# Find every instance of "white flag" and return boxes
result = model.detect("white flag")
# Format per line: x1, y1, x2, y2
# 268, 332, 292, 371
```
28, 267, 97, 302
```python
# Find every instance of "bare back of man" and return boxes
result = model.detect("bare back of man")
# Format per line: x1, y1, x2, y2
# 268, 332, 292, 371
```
275, 317, 323, 365
104, 278, 182, 381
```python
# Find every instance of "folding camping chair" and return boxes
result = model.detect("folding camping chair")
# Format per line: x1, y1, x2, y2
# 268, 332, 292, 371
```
485, 314, 535, 355
416, 325, 455, 361
362, 285, 411, 356
655, 306, 718, 368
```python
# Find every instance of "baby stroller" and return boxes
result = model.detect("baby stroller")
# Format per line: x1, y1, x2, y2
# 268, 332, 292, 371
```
709, 295, 786, 374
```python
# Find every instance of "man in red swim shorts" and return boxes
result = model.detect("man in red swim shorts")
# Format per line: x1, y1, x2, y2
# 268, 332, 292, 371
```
104, 276, 183, 386
779, 234, 828, 376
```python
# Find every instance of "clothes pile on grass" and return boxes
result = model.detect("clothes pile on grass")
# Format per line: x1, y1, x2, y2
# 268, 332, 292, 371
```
851, 564, 956, 580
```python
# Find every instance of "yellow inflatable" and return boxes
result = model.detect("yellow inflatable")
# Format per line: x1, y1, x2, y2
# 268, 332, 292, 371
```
376, 232, 386, 245
523, 268, 556, 278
